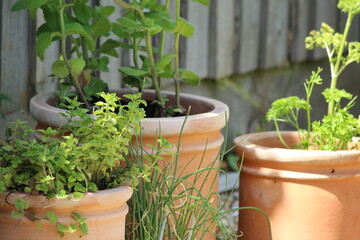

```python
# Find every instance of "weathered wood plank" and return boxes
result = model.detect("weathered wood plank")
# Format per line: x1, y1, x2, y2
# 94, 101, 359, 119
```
184, 0, 209, 79
260, 0, 289, 69
236, 0, 262, 74
0, 2, 35, 113
290, 0, 311, 63
311, 0, 338, 59
208, 0, 235, 79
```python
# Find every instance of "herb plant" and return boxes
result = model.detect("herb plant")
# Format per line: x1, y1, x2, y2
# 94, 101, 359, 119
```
114, 0, 207, 117
125, 124, 241, 239
11, 0, 120, 110
0, 92, 146, 237
267, 0, 360, 151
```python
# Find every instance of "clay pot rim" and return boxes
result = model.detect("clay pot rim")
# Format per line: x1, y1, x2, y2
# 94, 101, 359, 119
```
234, 131, 360, 165
30, 90, 229, 136
2, 185, 133, 208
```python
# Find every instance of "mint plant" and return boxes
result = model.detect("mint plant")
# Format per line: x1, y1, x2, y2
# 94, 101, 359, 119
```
267, 0, 360, 150
114, 0, 208, 117
11, 0, 120, 110
0, 92, 146, 237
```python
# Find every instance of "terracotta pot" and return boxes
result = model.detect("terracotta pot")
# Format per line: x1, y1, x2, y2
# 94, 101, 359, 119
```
0, 186, 133, 240
234, 131, 360, 240
30, 90, 229, 239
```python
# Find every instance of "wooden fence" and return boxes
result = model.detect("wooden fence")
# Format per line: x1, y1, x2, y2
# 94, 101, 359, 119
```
1, 0, 359, 115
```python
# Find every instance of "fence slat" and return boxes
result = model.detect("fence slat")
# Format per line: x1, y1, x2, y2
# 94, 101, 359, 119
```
208, 0, 235, 79
311, 0, 338, 59
260, 0, 289, 69
290, 0, 311, 63
185, 0, 209, 79
0, 2, 35, 113
236, 0, 262, 74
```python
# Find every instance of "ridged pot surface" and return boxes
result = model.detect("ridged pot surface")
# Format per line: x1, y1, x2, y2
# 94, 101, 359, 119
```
234, 131, 360, 240
0, 186, 132, 240
30, 90, 229, 239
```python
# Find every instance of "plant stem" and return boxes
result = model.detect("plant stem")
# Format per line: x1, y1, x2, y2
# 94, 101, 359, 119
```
174, 0, 181, 109
81, 37, 89, 67
158, 0, 170, 88
274, 120, 291, 149
328, 13, 354, 115
145, 33, 163, 103
59, 1, 91, 110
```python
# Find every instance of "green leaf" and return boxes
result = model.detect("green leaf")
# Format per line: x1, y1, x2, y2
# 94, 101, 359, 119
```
155, 54, 175, 69
191, 0, 209, 5
36, 32, 53, 61
79, 223, 89, 235
181, 70, 200, 86
44, 211, 58, 225
51, 60, 69, 78
12, 0, 48, 11
98, 57, 110, 72
99, 6, 115, 17
119, 67, 148, 77
11, 211, 23, 218
117, 17, 144, 30
57, 224, 67, 233
91, 17, 111, 37
83, 78, 108, 101
171, 17, 194, 38
73, 192, 85, 200
68, 58, 86, 76
2, 145, 14, 151
145, 13, 176, 31
97, 39, 122, 57
73, 2, 93, 24
65, 23, 95, 51
41, 5, 60, 31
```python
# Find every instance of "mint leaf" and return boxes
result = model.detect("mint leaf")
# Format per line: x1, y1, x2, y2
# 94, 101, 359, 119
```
73, 192, 85, 200
181, 70, 200, 86
65, 23, 95, 51
11, 211, 23, 218
155, 54, 175, 69
119, 67, 148, 77
45, 211, 58, 225
12, 0, 48, 11
36, 32, 53, 61
91, 17, 111, 37
191, 0, 209, 6
117, 17, 144, 30
51, 60, 69, 78
171, 17, 194, 38
73, 2, 93, 24
68, 58, 86, 76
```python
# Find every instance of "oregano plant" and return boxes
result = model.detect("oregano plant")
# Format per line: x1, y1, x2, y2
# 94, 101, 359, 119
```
0, 92, 146, 237
267, 0, 360, 151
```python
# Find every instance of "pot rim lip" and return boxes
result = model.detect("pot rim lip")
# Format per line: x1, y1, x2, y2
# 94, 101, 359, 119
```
234, 131, 360, 164
29, 90, 229, 134
1, 185, 133, 202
